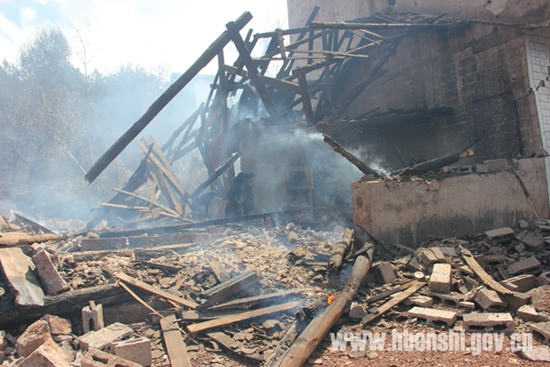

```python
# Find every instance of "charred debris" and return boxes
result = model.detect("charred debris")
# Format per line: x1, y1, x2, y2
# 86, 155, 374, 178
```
1, 8, 550, 367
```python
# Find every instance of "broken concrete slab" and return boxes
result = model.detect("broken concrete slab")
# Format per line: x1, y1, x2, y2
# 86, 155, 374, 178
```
463, 312, 514, 333
517, 305, 550, 322
78, 322, 133, 351
419, 248, 446, 266
518, 345, 550, 362
528, 285, 550, 313
405, 295, 433, 307
407, 306, 457, 327
507, 256, 542, 276
429, 263, 452, 293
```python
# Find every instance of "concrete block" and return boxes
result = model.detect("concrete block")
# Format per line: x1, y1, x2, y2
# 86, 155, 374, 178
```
438, 247, 457, 257
82, 303, 105, 334
110, 337, 152, 366
18, 339, 70, 367
78, 322, 133, 351
463, 312, 514, 333
32, 250, 69, 295
348, 302, 367, 319
431, 292, 464, 307
538, 272, 550, 286
407, 306, 457, 327
502, 274, 537, 293
474, 287, 507, 310
507, 256, 542, 276
485, 227, 514, 239
530, 322, 550, 344
16, 319, 52, 357
375, 262, 396, 284
429, 263, 452, 293
41, 315, 71, 335
81, 348, 141, 367
405, 295, 433, 307
515, 230, 545, 248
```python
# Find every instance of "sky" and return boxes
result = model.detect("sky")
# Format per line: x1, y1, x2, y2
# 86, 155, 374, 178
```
0, 0, 289, 76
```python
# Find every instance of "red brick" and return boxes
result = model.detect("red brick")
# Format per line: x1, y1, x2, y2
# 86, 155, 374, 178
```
18, 339, 70, 367
15, 319, 52, 357
32, 250, 69, 295
110, 337, 152, 366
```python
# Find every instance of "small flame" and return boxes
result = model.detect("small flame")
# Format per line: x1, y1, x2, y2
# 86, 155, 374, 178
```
327, 293, 338, 305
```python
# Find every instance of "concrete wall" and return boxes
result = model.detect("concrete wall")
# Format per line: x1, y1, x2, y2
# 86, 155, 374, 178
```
352, 158, 549, 247
288, 0, 550, 29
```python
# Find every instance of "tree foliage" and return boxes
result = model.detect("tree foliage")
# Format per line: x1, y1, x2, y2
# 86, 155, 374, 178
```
0, 27, 170, 219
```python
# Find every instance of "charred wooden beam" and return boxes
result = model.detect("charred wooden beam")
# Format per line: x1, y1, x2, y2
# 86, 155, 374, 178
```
310, 20, 466, 29
199, 271, 260, 309
191, 152, 241, 200
272, 244, 375, 367
0, 232, 60, 247
221, 65, 300, 93
226, 21, 281, 123
160, 313, 192, 367
328, 228, 353, 270
84, 12, 253, 183
322, 134, 383, 178
0, 284, 131, 327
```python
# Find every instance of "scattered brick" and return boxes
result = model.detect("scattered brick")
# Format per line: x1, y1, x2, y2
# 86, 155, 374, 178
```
530, 322, 550, 344
485, 227, 514, 239
15, 319, 52, 357
431, 292, 464, 307
502, 274, 537, 293
507, 256, 542, 276
349, 302, 367, 319
405, 295, 433, 307
41, 315, 71, 336
78, 322, 133, 351
538, 272, 550, 286
80, 348, 141, 367
504, 292, 531, 312
18, 339, 70, 367
375, 262, 396, 284
515, 230, 545, 248
474, 287, 507, 310
463, 312, 514, 333
429, 263, 452, 293
32, 250, 69, 295
420, 248, 446, 266
407, 306, 457, 327
110, 337, 152, 367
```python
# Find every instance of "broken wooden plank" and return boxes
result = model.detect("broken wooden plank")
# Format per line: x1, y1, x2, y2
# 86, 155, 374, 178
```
0, 232, 60, 247
363, 280, 417, 304
206, 257, 231, 283
190, 152, 241, 200
11, 211, 54, 234
114, 272, 198, 309
160, 313, 192, 367
187, 300, 302, 334
200, 271, 260, 309
0, 247, 45, 306
207, 289, 303, 311
328, 228, 353, 270
272, 245, 375, 367
460, 246, 514, 295
85, 12, 253, 183
221, 64, 300, 93
361, 281, 426, 325
295, 70, 315, 123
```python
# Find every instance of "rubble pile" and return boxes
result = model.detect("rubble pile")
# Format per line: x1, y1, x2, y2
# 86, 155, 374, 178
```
0, 213, 549, 366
